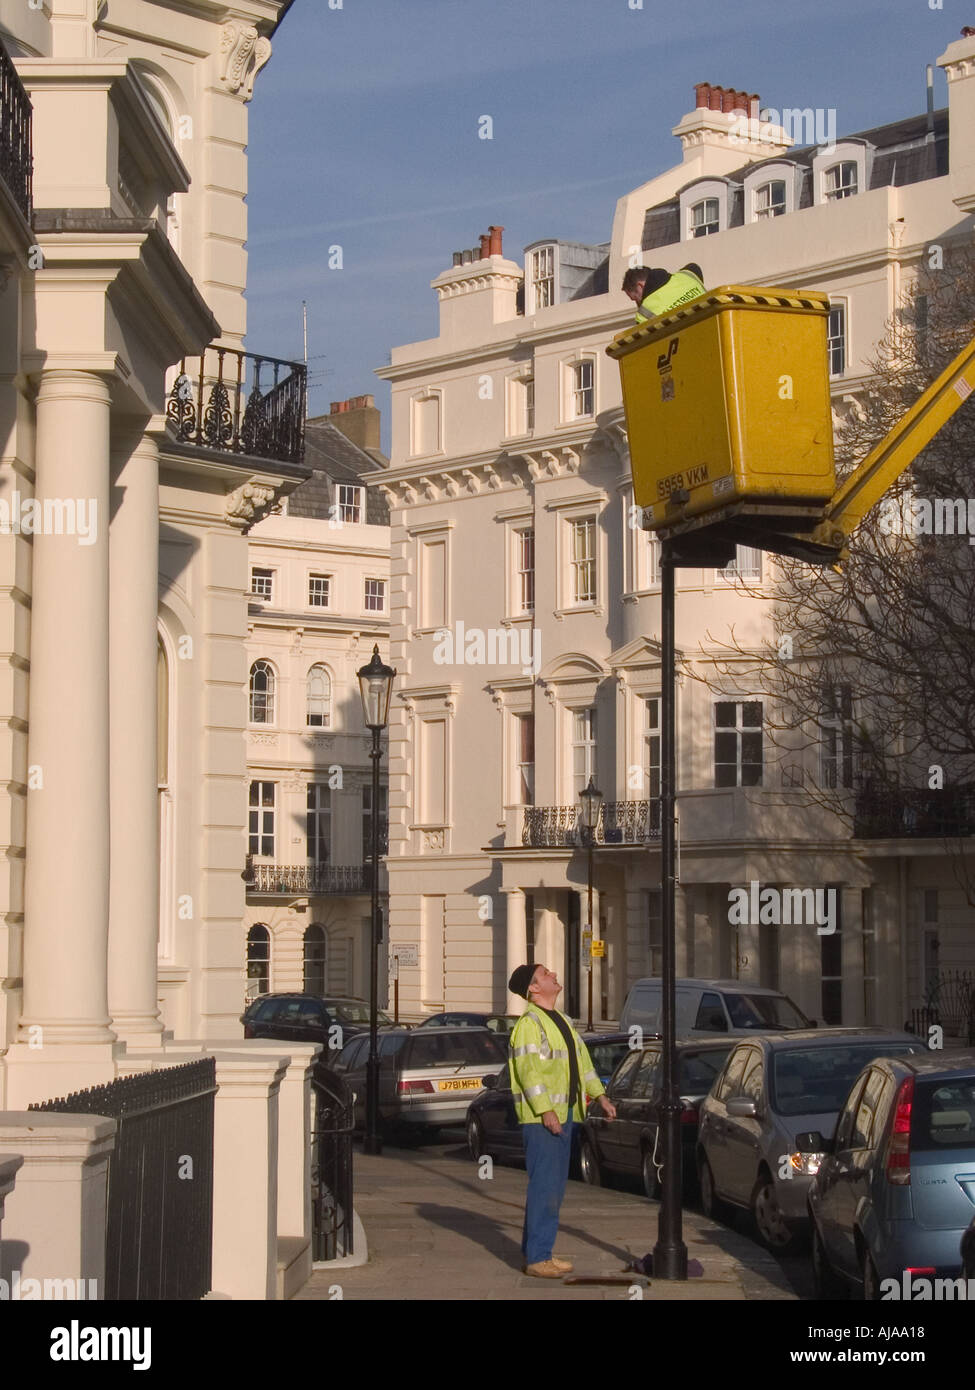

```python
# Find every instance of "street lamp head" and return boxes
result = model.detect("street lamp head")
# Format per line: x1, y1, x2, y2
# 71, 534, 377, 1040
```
357, 644, 396, 729
579, 775, 604, 832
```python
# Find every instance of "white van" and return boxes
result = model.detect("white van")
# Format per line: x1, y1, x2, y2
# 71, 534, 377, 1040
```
619, 977, 812, 1037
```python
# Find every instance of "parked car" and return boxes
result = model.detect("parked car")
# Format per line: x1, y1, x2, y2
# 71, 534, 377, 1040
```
619, 977, 812, 1038
580, 1037, 735, 1198
696, 1028, 926, 1253
333, 1025, 508, 1137
806, 1051, 975, 1298
415, 1011, 519, 1034
466, 1032, 633, 1169
240, 993, 393, 1055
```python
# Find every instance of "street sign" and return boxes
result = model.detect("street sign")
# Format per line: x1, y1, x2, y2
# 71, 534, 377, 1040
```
591, 940, 606, 958
390, 956, 399, 981
394, 944, 419, 968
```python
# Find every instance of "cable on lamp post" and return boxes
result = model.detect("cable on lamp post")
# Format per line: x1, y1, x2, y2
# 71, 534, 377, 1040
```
578, 776, 603, 1032
356, 643, 396, 1157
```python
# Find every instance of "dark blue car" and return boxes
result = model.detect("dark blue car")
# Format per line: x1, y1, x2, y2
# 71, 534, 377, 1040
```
465, 1032, 633, 1169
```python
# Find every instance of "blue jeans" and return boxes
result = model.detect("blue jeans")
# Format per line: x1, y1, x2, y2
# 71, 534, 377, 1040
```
521, 1119, 573, 1266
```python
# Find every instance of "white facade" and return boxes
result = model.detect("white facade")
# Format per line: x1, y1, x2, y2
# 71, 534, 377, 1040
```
0, 0, 305, 1102
243, 502, 391, 1004
374, 47, 975, 1030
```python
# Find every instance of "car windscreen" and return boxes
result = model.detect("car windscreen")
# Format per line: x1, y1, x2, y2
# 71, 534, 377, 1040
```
725, 993, 809, 1030
589, 1040, 630, 1080
912, 1076, 975, 1149
405, 1031, 509, 1069
679, 1047, 734, 1094
330, 1001, 392, 1025
772, 1043, 924, 1117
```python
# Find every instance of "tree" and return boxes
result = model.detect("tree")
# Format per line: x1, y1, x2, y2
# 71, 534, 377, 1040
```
695, 244, 975, 901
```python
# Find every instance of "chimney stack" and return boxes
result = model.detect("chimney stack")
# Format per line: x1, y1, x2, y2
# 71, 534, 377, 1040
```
488, 224, 504, 256
326, 394, 381, 454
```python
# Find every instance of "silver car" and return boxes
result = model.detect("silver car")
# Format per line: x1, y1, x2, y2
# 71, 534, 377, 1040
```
334, 1026, 508, 1136
697, 1028, 926, 1252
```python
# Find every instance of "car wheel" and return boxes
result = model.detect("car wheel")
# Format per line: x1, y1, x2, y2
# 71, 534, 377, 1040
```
467, 1114, 490, 1162
861, 1248, 882, 1302
641, 1146, 661, 1200
579, 1135, 602, 1187
812, 1223, 848, 1300
752, 1172, 797, 1254
698, 1156, 729, 1222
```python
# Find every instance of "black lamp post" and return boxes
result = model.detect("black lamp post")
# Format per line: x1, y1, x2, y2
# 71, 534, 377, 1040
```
357, 643, 396, 1156
578, 776, 603, 1031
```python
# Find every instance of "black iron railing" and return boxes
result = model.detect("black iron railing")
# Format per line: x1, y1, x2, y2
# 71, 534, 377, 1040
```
854, 785, 975, 839
30, 1058, 216, 1300
522, 800, 659, 848
0, 38, 31, 222
912, 970, 975, 1045
251, 863, 372, 895
167, 346, 306, 465
310, 1063, 354, 1262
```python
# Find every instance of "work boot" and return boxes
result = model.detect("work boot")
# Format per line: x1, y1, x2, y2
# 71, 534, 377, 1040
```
523, 1260, 566, 1279
550, 1256, 574, 1272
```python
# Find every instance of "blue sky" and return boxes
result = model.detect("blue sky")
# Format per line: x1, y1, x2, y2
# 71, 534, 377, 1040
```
244, 0, 964, 451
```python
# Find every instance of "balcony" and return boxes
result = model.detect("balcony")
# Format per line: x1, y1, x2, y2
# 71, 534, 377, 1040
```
249, 864, 374, 896
854, 784, 975, 839
521, 800, 660, 849
167, 345, 306, 467
0, 38, 32, 222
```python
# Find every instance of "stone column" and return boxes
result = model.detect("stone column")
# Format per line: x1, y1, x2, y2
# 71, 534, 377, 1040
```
108, 429, 164, 1044
7, 372, 117, 1106
503, 888, 527, 1011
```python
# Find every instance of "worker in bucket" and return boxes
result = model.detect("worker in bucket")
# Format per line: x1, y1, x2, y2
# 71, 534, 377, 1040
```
623, 262, 705, 323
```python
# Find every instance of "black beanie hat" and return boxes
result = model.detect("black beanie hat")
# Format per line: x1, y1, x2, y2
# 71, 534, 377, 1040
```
508, 963, 538, 999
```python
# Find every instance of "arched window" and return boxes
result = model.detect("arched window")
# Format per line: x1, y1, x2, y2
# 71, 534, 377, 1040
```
306, 664, 331, 727
304, 925, 326, 996
247, 924, 270, 996
249, 660, 275, 724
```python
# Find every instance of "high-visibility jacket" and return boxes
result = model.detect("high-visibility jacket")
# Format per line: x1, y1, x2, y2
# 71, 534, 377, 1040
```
509, 1003, 605, 1124
635, 267, 706, 323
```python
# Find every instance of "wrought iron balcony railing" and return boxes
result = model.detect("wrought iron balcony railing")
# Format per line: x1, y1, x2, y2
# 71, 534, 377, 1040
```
854, 785, 975, 839
250, 864, 374, 895
167, 346, 306, 466
0, 37, 31, 222
522, 800, 660, 849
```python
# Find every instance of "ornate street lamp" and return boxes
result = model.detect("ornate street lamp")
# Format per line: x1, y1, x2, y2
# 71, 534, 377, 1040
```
578, 776, 603, 1031
356, 643, 396, 1156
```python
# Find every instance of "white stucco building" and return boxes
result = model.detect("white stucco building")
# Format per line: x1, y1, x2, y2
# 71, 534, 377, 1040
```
374, 46, 975, 1033
244, 399, 391, 1004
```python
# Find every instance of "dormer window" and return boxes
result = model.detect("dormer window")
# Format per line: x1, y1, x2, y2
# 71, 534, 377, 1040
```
754, 180, 786, 219
813, 142, 870, 207
528, 245, 555, 312
679, 179, 732, 242
824, 161, 858, 200
691, 198, 719, 237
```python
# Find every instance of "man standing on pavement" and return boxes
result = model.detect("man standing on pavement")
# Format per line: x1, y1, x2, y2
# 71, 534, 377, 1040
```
508, 962, 617, 1278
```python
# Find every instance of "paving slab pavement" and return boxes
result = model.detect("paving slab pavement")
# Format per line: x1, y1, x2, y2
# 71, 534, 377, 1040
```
295, 1135, 802, 1303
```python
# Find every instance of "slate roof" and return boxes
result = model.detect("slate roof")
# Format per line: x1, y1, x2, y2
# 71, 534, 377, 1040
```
287, 418, 389, 525
640, 108, 950, 252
